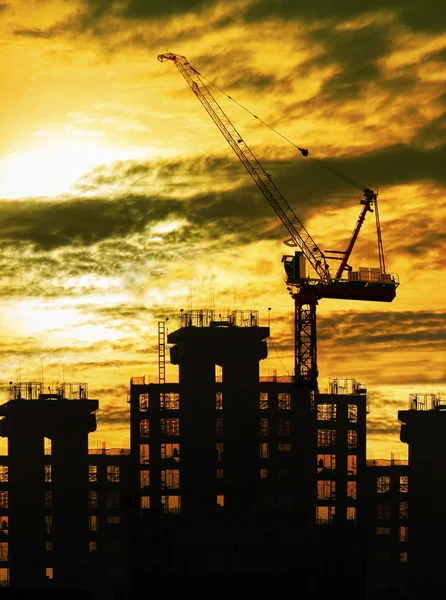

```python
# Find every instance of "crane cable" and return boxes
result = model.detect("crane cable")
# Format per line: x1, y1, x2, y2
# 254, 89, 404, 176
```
197, 69, 367, 193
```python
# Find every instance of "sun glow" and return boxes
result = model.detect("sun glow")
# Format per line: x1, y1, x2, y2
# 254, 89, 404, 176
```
0, 137, 145, 199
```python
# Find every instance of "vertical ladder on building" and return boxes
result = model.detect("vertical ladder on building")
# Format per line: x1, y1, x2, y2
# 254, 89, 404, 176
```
158, 321, 166, 384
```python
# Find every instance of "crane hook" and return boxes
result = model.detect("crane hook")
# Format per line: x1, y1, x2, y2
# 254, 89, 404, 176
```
298, 147, 309, 157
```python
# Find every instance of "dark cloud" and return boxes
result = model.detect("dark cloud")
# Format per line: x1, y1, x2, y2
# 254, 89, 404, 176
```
14, 0, 218, 39
14, 28, 53, 38
95, 402, 130, 427
0, 137, 442, 307
0, 194, 183, 251
413, 112, 446, 148
367, 416, 401, 438
244, 0, 446, 33
309, 23, 392, 102
318, 310, 446, 347
122, 0, 211, 19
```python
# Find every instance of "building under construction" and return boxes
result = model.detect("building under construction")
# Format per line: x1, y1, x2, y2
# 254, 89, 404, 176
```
0, 310, 441, 598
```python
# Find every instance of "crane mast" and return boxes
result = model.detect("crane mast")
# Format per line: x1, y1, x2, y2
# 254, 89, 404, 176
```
159, 52, 399, 392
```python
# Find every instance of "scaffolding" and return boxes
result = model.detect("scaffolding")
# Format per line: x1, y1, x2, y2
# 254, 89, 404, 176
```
178, 309, 260, 329
409, 393, 445, 411
328, 378, 367, 395
7, 382, 88, 401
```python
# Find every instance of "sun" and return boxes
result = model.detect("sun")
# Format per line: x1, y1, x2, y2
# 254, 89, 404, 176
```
0, 136, 145, 199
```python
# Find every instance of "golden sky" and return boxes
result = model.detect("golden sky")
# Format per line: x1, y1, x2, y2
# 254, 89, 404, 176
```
0, 0, 444, 458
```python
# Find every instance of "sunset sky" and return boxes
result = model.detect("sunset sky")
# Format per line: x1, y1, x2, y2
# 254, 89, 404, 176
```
0, 0, 444, 458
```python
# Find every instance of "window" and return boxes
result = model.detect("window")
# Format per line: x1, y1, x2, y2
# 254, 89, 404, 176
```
400, 475, 408, 493
216, 469, 224, 479
259, 392, 268, 409
162, 495, 181, 514
400, 552, 408, 563
278, 443, 292, 453
216, 495, 224, 508
216, 443, 224, 462
45, 491, 52, 509
347, 455, 356, 476
106, 492, 120, 509
347, 481, 356, 500
161, 469, 179, 490
106, 465, 120, 483
88, 465, 98, 483
216, 418, 223, 437
316, 506, 334, 524
0, 466, 8, 483
318, 454, 336, 472
317, 480, 335, 501
346, 507, 356, 520
317, 403, 336, 421
89, 541, 97, 552
348, 404, 358, 422
139, 393, 149, 411
278, 393, 291, 410
44, 465, 51, 483
215, 392, 223, 410
260, 443, 269, 459
45, 542, 53, 552
377, 503, 391, 520
377, 476, 390, 494
399, 501, 409, 519
44, 438, 52, 456
161, 443, 180, 461
399, 526, 408, 543
88, 491, 98, 509
140, 470, 150, 488
141, 496, 150, 509
0, 517, 8, 533
140, 444, 150, 464
106, 516, 121, 524
260, 418, 269, 436
161, 392, 180, 410
317, 429, 336, 447
260, 469, 268, 479
0, 543, 8, 562
45, 516, 52, 535
0, 492, 8, 509
89, 516, 97, 532
140, 418, 149, 438
277, 418, 291, 436
347, 430, 358, 448
160, 418, 179, 436
376, 527, 390, 535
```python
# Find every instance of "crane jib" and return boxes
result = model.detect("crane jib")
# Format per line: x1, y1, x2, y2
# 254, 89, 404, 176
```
159, 52, 398, 299
159, 52, 333, 282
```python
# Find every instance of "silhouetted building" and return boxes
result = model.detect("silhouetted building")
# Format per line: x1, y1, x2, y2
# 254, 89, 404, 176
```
312, 380, 368, 595
364, 458, 409, 597
0, 310, 439, 599
0, 382, 97, 592
128, 310, 368, 595
399, 393, 446, 599
86, 447, 132, 594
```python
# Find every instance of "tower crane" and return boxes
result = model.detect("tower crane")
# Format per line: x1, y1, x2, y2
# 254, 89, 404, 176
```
158, 52, 399, 393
